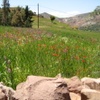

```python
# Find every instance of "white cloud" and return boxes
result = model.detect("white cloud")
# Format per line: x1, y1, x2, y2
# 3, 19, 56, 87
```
48, 11, 81, 18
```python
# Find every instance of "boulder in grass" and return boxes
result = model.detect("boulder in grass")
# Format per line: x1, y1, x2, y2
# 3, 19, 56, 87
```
81, 77, 100, 91
13, 75, 71, 100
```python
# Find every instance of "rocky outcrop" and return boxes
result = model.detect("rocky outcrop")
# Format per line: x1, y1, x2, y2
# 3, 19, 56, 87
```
0, 82, 15, 100
0, 75, 100, 100
81, 77, 100, 100
81, 77, 100, 91
64, 76, 100, 100
62, 12, 100, 32
13, 75, 71, 100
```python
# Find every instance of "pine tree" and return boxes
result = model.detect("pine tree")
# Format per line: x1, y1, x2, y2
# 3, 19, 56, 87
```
24, 5, 33, 27
2, 0, 10, 25
25, 5, 29, 20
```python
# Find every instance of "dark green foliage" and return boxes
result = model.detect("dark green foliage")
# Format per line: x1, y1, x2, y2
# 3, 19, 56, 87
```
10, 6, 34, 27
1, 0, 10, 25
0, 8, 2, 24
11, 7, 25, 27
25, 6, 29, 20
24, 17, 32, 27
50, 15, 55, 22
24, 6, 34, 27
0, 1, 35, 27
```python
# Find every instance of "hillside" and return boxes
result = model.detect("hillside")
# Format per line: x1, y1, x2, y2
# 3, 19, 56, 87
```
62, 6, 100, 32
40, 12, 61, 21
40, 6, 100, 32
40, 12, 100, 32
62, 13, 100, 31
0, 16, 100, 88
62, 13, 92, 27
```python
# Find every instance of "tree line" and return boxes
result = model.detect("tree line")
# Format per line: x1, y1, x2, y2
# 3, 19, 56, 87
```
0, 0, 36, 27
92, 6, 100, 16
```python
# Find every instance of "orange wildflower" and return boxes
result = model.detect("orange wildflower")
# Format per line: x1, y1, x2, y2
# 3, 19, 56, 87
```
74, 56, 80, 60
83, 56, 87, 58
52, 53, 59, 57
82, 59, 86, 63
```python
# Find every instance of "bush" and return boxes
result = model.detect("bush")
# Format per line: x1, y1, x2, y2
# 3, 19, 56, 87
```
50, 15, 55, 22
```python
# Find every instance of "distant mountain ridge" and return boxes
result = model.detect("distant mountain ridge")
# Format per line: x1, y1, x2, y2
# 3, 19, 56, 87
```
60, 6, 100, 32
62, 12, 100, 31
40, 6, 100, 32
40, 12, 52, 19
40, 12, 61, 21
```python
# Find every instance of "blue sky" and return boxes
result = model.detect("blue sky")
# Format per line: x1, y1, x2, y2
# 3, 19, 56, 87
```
0, 0, 100, 18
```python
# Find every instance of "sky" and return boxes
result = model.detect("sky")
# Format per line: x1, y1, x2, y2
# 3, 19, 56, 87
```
0, 0, 100, 18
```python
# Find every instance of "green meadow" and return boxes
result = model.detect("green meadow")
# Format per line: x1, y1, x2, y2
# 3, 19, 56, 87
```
0, 17, 100, 88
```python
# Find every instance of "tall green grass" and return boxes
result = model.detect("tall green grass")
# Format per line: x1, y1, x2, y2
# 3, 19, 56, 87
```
0, 18, 100, 89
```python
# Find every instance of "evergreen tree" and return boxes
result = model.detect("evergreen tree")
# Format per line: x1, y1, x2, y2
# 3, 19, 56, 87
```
25, 5, 29, 20
2, 0, 10, 25
0, 8, 3, 24
0, 3, 34, 27
24, 5, 34, 27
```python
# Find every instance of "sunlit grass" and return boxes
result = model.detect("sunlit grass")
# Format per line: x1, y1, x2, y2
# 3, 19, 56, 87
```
0, 17, 100, 89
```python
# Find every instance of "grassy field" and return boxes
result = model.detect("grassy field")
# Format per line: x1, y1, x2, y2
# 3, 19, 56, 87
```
0, 17, 100, 88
